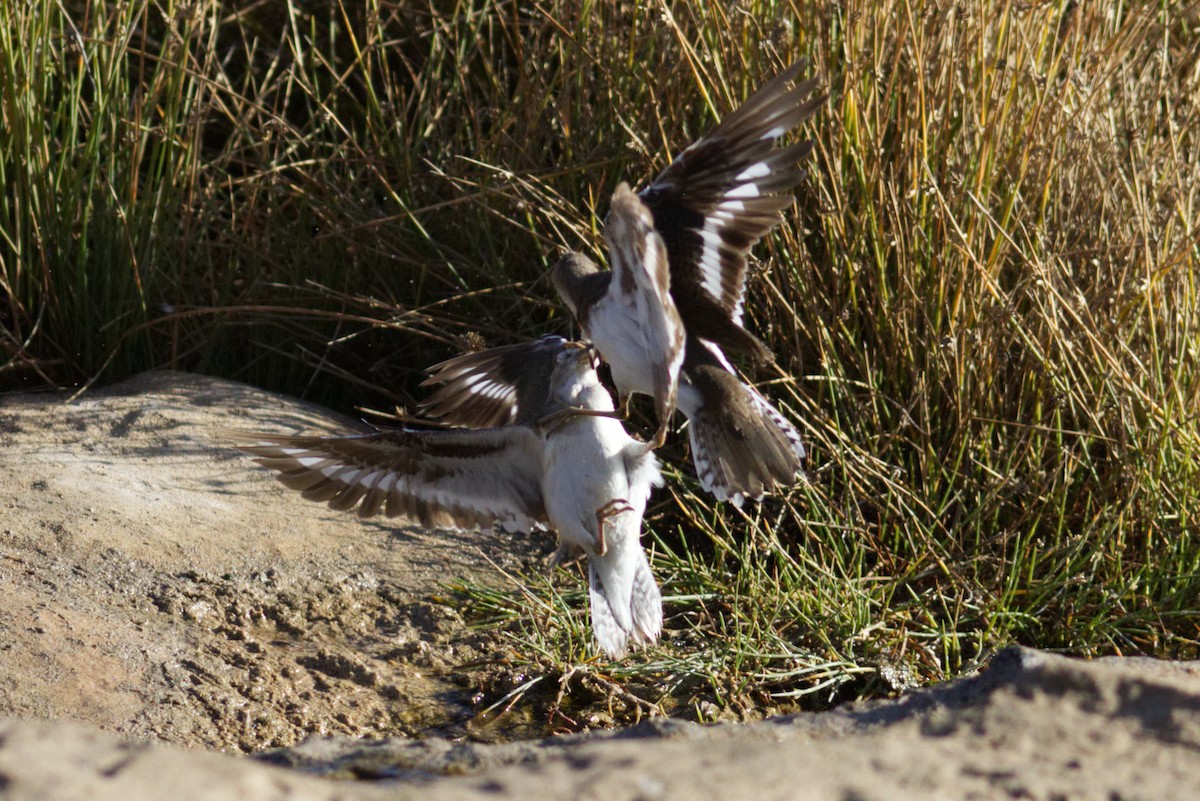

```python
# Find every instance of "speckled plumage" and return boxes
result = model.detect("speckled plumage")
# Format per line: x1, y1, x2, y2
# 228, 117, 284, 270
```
552, 61, 821, 504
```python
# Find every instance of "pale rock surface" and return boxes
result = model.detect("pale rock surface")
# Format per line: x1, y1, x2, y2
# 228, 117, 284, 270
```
2, 648, 1199, 800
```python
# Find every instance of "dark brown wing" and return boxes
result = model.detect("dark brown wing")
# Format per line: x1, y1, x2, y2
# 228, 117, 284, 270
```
638, 60, 824, 361
418, 336, 566, 428
229, 427, 547, 533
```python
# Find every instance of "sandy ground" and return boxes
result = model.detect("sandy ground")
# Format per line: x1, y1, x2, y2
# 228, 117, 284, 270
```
1, 371, 1199, 799
0, 371, 541, 751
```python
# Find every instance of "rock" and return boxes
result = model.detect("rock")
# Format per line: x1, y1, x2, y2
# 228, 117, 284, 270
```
0, 717, 398, 801
3, 647, 1200, 799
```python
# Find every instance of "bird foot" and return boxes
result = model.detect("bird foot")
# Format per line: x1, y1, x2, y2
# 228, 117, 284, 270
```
647, 420, 670, 450
594, 498, 635, 556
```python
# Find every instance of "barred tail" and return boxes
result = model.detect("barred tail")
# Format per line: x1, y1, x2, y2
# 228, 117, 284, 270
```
588, 549, 662, 659
686, 373, 806, 507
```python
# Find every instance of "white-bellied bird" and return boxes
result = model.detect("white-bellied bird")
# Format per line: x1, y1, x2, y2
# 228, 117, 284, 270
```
231, 337, 663, 658
551, 61, 823, 505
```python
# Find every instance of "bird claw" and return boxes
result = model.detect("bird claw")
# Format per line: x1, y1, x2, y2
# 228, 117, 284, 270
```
594, 498, 635, 556
647, 420, 670, 450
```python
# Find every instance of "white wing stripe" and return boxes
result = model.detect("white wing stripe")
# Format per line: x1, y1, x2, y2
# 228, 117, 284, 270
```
698, 226, 729, 301
734, 161, 770, 182
276, 449, 347, 480
700, 338, 736, 373
726, 181, 762, 199
336, 467, 365, 485
642, 231, 658, 276
358, 469, 386, 489
291, 454, 329, 470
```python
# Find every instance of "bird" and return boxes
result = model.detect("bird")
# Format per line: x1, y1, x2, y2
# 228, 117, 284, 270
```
230, 337, 664, 659
551, 60, 823, 505
417, 334, 596, 428
548, 184, 686, 452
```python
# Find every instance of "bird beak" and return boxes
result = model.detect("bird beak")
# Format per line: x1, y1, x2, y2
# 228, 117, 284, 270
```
563, 339, 599, 369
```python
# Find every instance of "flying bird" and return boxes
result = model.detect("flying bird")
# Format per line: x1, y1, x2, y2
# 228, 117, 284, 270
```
231, 337, 663, 659
551, 61, 823, 505
550, 184, 686, 451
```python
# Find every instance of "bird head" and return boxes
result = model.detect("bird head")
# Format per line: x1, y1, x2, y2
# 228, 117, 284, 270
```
550, 252, 602, 316
547, 339, 601, 405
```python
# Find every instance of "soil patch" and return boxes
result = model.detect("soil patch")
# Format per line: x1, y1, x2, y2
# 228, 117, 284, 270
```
0, 371, 543, 750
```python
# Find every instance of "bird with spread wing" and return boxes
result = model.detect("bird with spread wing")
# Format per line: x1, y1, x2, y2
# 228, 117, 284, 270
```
231, 337, 663, 658
550, 61, 824, 505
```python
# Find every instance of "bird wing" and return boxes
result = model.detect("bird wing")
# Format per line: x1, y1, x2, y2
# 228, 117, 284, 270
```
229, 427, 547, 533
604, 183, 686, 421
637, 60, 823, 358
418, 336, 565, 428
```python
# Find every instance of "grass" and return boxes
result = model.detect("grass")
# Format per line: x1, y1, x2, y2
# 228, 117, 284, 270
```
3, 0, 1198, 731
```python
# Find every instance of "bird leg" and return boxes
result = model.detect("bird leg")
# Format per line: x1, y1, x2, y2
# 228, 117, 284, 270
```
647, 418, 671, 450
536, 406, 622, 433
648, 378, 677, 449
548, 540, 585, 570
593, 498, 635, 557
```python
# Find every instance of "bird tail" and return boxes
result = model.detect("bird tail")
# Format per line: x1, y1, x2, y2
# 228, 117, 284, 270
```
588, 545, 662, 659
686, 372, 806, 507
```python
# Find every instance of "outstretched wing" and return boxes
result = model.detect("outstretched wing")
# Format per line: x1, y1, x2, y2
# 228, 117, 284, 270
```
603, 183, 685, 434
418, 336, 566, 428
230, 427, 547, 533
638, 60, 824, 360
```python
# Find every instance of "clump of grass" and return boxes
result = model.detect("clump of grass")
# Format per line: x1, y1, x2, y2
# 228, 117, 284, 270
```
3, 0, 1197, 734
454, 0, 1200, 725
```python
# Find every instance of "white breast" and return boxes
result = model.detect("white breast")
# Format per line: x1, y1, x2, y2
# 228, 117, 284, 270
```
587, 295, 660, 400
542, 416, 635, 552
